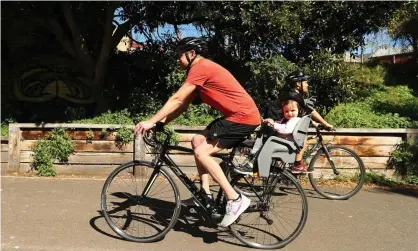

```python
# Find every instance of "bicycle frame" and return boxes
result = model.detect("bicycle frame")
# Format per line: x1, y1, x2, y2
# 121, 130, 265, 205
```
303, 128, 340, 175
140, 132, 236, 220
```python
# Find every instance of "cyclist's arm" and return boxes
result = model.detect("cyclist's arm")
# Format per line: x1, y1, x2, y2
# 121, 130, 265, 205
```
148, 82, 197, 124
311, 110, 333, 129
161, 91, 197, 124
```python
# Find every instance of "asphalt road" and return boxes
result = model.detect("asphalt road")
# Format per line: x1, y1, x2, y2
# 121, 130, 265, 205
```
1, 175, 417, 251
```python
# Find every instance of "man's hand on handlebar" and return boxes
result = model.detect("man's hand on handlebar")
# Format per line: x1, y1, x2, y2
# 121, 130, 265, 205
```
323, 123, 334, 131
134, 120, 155, 136
312, 121, 334, 131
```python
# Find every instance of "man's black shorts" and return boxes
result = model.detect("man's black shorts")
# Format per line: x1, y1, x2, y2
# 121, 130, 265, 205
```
205, 118, 260, 148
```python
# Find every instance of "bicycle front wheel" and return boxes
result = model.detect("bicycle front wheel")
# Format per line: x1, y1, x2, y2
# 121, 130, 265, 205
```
230, 170, 308, 249
308, 146, 365, 200
101, 161, 181, 242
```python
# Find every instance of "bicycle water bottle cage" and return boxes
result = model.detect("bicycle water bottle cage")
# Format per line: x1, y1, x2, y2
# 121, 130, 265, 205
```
256, 115, 311, 178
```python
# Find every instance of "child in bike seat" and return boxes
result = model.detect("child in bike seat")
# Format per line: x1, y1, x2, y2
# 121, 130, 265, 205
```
263, 99, 302, 137
236, 99, 304, 175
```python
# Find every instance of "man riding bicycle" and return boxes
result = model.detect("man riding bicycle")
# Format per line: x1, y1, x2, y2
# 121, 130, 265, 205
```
134, 37, 261, 227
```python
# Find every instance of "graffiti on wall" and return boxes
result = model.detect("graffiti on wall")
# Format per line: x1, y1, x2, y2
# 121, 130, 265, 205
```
14, 56, 96, 120
14, 56, 95, 104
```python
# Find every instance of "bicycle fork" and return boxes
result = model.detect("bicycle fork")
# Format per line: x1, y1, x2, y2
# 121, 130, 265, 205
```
320, 144, 340, 176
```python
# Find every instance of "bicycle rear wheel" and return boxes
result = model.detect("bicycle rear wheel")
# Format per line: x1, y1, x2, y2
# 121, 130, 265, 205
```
101, 161, 181, 242
308, 146, 365, 200
229, 170, 308, 249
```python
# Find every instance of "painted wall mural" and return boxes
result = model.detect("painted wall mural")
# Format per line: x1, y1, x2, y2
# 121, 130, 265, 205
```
14, 56, 95, 104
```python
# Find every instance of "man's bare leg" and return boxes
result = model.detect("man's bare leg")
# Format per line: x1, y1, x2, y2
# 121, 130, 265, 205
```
191, 133, 211, 194
194, 140, 239, 200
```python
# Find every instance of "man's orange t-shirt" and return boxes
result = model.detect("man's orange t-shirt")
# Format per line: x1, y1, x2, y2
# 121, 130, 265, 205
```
185, 58, 260, 125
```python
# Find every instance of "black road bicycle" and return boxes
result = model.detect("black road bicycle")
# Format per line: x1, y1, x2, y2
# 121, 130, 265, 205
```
101, 123, 308, 249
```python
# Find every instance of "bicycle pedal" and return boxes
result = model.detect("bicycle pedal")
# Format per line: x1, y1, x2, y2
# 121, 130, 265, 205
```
189, 207, 197, 214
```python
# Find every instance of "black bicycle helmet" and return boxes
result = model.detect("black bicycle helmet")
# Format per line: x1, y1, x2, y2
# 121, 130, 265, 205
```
175, 37, 208, 55
175, 37, 208, 72
286, 70, 310, 83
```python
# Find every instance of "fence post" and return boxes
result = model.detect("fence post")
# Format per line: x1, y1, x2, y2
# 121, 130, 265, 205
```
134, 134, 146, 176
8, 124, 21, 173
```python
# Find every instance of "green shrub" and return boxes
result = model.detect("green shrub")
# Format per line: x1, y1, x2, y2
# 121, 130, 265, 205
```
171, 104, 218, 126
31, 128, 74, 176
325, 102, 414, 128
115, 126, 134, 146
1, 118, 15, 136
370, 85, 418, 121
1, 123, 8, 136
364, 171, 402, 187
306, 52, 356, 112
349, 64, 386, 87
245, 55, 297, 104
74, 109, 134, 125
325, 86, 418, 128
388, 139, 418, 183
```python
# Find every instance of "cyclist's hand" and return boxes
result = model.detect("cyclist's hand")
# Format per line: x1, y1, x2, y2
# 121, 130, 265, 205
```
311, 121, 320, 128
323, 123, 334, 131
263, 118, 275, 127
134, 120, 155, 136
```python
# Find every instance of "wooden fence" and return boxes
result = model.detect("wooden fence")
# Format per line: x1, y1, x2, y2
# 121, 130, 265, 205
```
2, 123, 418, 176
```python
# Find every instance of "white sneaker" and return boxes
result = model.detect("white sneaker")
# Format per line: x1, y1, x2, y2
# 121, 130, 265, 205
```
219, 194, 251, 227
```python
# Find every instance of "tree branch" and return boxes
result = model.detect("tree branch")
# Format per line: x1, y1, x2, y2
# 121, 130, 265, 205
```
160, 16, 210, 26
36, 18, 75, 58
97, 4, 117, 64
110, 15, 142, 52
61, 2, 95, 76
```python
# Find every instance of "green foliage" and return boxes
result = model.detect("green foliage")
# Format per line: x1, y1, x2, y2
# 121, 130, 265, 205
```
156, 126, 180, 146
306, 52, 356, 111
31, 128, 74, 177
387, 2, 418, 55
364, 171, 403, 187
87, 129, 94, 140
325, 86, 418, 128
74, 109, 134, 125
115, 126, 134, 145
350, 65, 386, 87
245, 55, 297, 103
171, 104, 218, 126
388, 139, 418, 180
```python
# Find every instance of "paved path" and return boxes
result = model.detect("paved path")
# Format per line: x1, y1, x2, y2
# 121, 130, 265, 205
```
1, 175, 417, 251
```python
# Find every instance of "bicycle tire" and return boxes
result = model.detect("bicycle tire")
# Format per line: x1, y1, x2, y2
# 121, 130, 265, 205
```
229, 170, 308, 249
101, 161, 181, 242
308, 146, 365, 200
228, 172, 264, 197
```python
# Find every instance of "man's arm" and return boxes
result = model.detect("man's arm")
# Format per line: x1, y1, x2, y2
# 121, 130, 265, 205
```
161, 91, 197, 124
311, 110, 333, 129
149, 82, 197, 124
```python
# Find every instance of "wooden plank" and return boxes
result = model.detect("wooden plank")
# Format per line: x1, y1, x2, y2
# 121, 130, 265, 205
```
307, 136, 402, 145
20, 140, 133, 152
310, 156, 388, 169
15, 123, 135, 129
1, 144, 9, 152
1, 162, 9, 173
1, 151, 9, 162
338, 145, 393, 157
8, 125, 21, 172
20, 130, 125, 141
20, 151, 133, 164
179, 133, 200, 142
